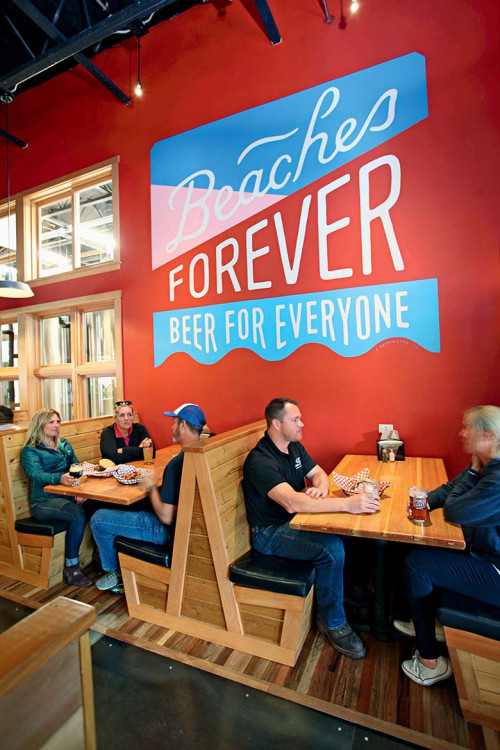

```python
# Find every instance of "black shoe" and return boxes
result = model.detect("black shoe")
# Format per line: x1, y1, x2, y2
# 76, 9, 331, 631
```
316, 618, 366, 659
63, 565, 92, 588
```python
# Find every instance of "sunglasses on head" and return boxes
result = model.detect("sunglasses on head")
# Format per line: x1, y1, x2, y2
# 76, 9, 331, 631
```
115, 400, 133, 407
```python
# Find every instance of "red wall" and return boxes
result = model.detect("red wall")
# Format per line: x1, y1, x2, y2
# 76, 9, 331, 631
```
2, 0, 499, 478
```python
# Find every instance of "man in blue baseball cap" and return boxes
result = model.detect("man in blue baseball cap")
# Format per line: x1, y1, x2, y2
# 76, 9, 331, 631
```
163, 403, 206, 431
91, 402, 207, 593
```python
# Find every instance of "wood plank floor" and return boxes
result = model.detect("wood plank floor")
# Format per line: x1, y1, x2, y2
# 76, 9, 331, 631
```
0, 571, 489, 750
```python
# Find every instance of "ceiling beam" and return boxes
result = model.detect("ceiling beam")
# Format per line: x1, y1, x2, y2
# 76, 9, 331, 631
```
0, 127, 28, 149
252, 0, 281, 45
0, 0, 189, 94
4, 0, 131, 104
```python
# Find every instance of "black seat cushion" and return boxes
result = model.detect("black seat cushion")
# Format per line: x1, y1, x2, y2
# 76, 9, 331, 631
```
114, 536, 173, 568
15, 516, 68, 536
229, 549, 315, 597
438, 606, 500, 642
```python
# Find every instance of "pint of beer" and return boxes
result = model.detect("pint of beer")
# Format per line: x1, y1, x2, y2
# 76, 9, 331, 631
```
408, 486, 428, 524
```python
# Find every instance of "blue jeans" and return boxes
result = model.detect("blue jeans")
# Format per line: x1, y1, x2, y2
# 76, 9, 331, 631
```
90, 509, 171, 571
405, 547, 500, 659
31, 497, 87, 561
252, 524, 346, 629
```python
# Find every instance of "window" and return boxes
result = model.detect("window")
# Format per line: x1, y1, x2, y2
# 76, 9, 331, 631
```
0, 291, 123, 420
38, 179, 114, 278
0, 321, 18, 409
4, 157, 120, 286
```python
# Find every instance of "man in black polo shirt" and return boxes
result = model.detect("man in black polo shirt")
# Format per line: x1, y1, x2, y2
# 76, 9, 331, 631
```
243, 397, 380, 659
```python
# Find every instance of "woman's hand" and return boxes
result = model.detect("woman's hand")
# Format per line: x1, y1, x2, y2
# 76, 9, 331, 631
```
74, 496, 88, 505
139, 438, 153, 448
61, 472, 75, 486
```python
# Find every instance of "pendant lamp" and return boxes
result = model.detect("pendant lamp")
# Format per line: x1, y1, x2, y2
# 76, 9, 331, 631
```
0, 93, 33, 299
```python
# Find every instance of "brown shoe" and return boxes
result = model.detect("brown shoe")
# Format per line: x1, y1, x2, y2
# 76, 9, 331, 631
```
63, 565, 92, 587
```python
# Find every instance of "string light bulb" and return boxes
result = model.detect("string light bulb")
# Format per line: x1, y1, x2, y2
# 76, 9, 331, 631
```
351, 0, 359, 12
135, 35, 143, 97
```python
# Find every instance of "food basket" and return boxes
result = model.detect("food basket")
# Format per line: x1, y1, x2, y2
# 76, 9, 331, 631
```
331, 467, 390, 496
113, 465, 149, 485
82, 461, 117, 478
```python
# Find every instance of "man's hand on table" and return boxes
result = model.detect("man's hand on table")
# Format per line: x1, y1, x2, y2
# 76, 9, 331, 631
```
305, 486, 329, 499
346, 492, 381, 514
141, 472, 157, 495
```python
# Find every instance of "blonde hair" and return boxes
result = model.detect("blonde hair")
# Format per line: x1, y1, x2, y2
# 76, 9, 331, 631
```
114, 400, 133, 416
24, 409, 62, 448
464, 405, 500, 454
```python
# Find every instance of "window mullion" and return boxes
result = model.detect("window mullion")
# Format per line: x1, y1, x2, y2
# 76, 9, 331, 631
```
19, 313, 42, 413
73, 188, 80, 270
71, 308, 84, 419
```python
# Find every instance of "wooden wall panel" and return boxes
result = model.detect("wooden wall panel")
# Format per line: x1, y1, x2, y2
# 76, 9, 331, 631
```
241, 610, 283, 642
181, 597, 227, 628
137, 580, 169, 610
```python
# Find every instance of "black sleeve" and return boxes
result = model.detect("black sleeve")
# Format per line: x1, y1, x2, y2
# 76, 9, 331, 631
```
427, 465, 479, 510
245, 452, 286, 497
159, 453, 184, 506
297, 443, 317, 477
100, 425, 122, 463
120, 424, 155, 462
100, 424, 154, 464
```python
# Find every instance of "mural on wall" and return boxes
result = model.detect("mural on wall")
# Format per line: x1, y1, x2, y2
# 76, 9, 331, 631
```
151, 52, 440, 366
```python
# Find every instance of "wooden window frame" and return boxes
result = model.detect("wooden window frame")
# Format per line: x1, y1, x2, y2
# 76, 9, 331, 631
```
0, 291, 123, 420
0, 317, 19, 410
0, 157, 121, 286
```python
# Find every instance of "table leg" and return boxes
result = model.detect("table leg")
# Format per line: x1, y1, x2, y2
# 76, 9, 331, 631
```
369, 540, 393, 641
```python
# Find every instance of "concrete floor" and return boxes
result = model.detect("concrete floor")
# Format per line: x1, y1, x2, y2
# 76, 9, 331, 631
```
0, 598, 420, 750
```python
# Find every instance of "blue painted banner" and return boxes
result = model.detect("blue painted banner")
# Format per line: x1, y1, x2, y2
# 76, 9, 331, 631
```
153, 279, 440, 366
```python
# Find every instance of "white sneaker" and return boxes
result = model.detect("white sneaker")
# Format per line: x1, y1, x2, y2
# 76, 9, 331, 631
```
393, 619, 445, 642
402, 651, 452, 686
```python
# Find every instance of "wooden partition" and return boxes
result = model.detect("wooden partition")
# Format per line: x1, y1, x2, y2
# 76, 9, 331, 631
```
12, 410, 29, 426
444, 624, 500, 743
0, 596, 96, 750
119, 420, 315, 666
0, 415, 118, 588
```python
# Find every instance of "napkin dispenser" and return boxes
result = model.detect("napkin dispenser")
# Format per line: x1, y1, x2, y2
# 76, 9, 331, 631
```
377, 426, 405, 461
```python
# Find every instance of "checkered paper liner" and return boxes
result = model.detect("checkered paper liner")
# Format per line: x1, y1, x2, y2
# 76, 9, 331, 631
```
81, 461, 117, 478
331, 467, 391, 496
113, 464, 150, 485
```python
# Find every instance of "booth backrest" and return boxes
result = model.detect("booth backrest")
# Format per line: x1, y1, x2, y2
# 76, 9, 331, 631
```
0, 596, 97, 749
0, 415, 115, 521
12, 409, 29, 426
183, 419, 266, 569
0, 414, 123, 579
439, 606, 500, 733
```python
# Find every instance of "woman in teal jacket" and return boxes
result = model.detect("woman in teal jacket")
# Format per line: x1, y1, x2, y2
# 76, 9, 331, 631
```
21, 408, 92, 587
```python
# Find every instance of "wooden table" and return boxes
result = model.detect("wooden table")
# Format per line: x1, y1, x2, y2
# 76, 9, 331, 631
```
290, 455, 465, 640
44, 445, 181, 506
291, 454, 465, 548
